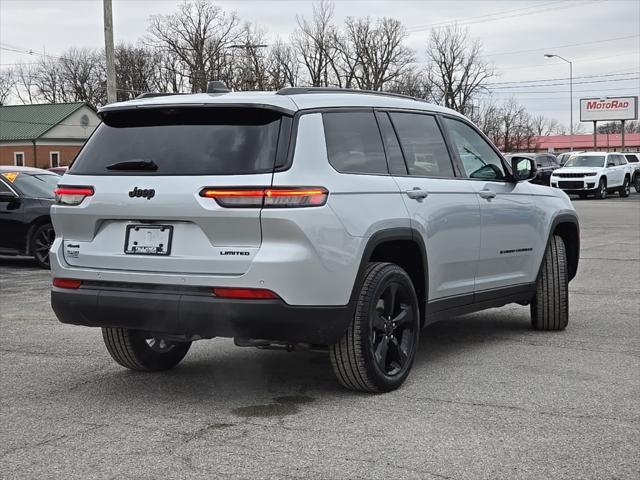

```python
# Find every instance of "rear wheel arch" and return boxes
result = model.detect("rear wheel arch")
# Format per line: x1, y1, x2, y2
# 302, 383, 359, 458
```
350, 228, 428, 325
549, 216, 579, 282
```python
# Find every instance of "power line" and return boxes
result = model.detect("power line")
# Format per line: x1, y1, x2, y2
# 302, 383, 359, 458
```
486, 71, 640, 86
485, 75, 639, 90
406, 0, 564, 31
484, 34, 640, 57
407, 1, 603, 33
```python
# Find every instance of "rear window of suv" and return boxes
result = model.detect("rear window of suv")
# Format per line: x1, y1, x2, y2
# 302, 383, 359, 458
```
70, 107, 286, 175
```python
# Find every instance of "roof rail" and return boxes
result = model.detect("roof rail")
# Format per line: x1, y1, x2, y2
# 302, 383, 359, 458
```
135, 92, 184, 99
275, 87, 425, 102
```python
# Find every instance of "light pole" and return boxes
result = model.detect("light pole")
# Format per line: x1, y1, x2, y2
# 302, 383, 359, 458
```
544, 54, 573, 150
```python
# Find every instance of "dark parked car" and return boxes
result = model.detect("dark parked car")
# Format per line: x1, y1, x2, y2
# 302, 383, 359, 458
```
0, 166, 59, 268
505, 153, 559, 185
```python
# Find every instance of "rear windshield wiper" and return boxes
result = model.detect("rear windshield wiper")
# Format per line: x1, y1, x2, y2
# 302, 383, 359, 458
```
106, 159, 158, 171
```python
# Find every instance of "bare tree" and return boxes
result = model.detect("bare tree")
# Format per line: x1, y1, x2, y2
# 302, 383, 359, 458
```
426, 25, 495, 115
227, 24, 270, 91
0, 68, 16, 105
14, 63, 38, 104
292, 0, 339, 87
147, 0, 242, 93
532, 114, 561, 136
33, 56, 66, 104
385, 68, 431, 99
267, 39, 300, 89
116, 44, 156, 100
338, 17, 414, 91
59, 48, 106, 106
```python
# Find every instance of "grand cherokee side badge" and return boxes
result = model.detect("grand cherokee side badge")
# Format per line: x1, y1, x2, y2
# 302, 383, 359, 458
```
129, 187, 155, 199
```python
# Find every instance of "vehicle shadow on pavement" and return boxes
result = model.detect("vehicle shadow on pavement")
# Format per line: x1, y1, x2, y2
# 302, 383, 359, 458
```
81, 310, 533, 404
0, 255, 41, 269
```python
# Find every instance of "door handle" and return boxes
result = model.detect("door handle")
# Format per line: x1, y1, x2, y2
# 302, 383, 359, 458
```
478, 189, 496, 200
405, 188, 429, 200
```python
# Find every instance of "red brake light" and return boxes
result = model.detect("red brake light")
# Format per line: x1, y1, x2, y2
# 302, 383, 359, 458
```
53, 278, 82, 289
212, 287, 279, 299
200, 187, 328, 208
54, 186, 94, 206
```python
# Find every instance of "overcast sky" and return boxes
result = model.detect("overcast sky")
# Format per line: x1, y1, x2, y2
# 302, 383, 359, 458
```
1, 0, 638, 128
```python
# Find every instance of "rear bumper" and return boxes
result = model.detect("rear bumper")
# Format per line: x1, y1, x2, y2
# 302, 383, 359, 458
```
51, 285, 353, 345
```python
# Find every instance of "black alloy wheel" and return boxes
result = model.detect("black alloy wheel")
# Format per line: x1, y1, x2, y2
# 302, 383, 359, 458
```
371, 281, 416, 377
330, 262, 420, 392
31, 223, 55, 268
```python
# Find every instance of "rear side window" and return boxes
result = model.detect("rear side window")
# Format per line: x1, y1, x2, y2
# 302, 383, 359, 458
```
625, 154, 639, 163
322, 112, 387, 174
70, 108, 285, 175
390, 113, 454, 177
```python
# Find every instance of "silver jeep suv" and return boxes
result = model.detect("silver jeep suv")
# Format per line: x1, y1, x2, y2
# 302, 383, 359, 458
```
50, 86, 580, 392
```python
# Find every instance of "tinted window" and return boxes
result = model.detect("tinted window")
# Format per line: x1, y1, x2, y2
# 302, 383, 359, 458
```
389, 113, 454, 177
323, 112, 387, 174
564, 155, 605, 168
8, 173, 59, 198
0, 179, 12, 193
71, 108, 283, 175
625, 154, 639, 163
535, 156, 548, 167
375, 112, 407, 175
443, 118, 506, 180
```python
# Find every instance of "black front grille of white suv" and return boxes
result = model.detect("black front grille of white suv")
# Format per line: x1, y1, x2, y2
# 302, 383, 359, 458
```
556, 173, 585, 178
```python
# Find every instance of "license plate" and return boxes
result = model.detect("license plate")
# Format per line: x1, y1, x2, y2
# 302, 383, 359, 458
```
124, 225, 173, 255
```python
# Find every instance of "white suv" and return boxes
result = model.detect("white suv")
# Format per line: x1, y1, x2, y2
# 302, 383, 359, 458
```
50, 86, 580, 392
550, 151, 632, 199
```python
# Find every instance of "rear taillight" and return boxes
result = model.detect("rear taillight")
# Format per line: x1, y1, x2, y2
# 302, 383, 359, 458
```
54, 186, 94, 206
200, 187, 328, 208
53, 278, 82, 289
212, 287, 279, 299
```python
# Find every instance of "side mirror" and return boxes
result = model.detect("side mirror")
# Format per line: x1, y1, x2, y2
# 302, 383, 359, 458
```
511, 157, 537, 182
607, 162, 615, 168
0, 191, 19, 202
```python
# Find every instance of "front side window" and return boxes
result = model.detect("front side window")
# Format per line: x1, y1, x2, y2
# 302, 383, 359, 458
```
443, 118, 506, 180
323, 111, 387, 175
389, 113, 454, 177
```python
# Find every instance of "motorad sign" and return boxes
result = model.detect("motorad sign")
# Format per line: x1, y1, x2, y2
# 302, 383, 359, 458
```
580, 96, 638, 122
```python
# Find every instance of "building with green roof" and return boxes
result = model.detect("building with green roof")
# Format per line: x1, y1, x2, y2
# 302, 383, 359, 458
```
0, 102, 99, 169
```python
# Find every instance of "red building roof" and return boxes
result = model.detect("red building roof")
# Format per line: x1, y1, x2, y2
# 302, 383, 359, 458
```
533, 133, 640, 152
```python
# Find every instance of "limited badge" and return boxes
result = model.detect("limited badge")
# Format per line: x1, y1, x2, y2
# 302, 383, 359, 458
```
65, 243, 80, 258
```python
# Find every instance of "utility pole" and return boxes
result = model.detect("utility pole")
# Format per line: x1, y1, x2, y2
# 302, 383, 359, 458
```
103, 0, 117, 104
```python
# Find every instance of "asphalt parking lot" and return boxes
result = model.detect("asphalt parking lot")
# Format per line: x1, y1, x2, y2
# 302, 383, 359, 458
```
1, 194, 639, 480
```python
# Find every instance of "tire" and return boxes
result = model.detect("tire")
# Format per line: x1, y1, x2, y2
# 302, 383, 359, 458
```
329, 262, 420, 393
595, 178, 607, 199
29, 223, 54, 269
633, 174, 640, 193
102, 328, 191, 371
530, 235, 568, 331
619, 176, 630, 197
